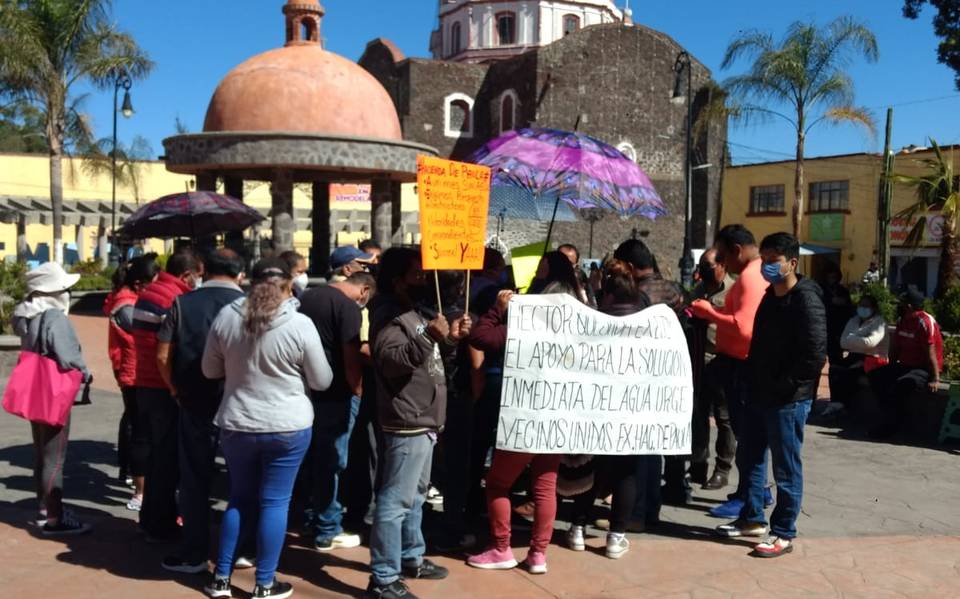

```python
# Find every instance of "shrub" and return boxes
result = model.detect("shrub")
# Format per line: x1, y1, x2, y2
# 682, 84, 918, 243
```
932, 285, 960, 334
72, 274, 112, 291
852, 282, 899, 324
0, 261, 26, 334
943, 335, 960, 381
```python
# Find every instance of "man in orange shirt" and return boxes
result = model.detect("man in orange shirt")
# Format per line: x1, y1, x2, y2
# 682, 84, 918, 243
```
690, 225, 771, 517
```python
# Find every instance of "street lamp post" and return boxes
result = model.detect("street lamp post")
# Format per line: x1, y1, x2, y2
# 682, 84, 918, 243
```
673, 51, 694, 289
111, 73, 134, 265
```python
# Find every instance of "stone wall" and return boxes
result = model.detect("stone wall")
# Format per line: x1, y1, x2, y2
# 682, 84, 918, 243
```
361, 22, 727, 272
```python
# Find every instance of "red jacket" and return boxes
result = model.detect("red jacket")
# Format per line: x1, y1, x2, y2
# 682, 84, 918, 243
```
132, 272, 191, 389
104, 287, 139, 388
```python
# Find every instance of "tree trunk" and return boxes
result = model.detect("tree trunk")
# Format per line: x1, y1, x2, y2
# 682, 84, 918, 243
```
936, 218, 957, 297
793, 132, 805, 241
48, 117, 65, 265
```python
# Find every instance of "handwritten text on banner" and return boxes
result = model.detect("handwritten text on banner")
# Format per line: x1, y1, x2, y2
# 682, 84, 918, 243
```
417, 155, 491, 270
496, 296, 693, 455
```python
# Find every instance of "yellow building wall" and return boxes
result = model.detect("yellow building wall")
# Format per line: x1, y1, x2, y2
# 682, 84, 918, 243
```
720, 147, 960, 284
0, 153, 422, 262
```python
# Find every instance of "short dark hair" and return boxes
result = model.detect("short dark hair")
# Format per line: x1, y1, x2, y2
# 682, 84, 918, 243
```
346, 271, 376, 291
166, 249, 199, 277
614, 239, 658, 272
558, 243, 580, 262
204, 249, 244, 278
759, 232, 800, 261
359, 239, 382, 253
279, 250, 305, 271
377, 247, 421, 295
716, 224, 757, 252
124, 255, 158, 288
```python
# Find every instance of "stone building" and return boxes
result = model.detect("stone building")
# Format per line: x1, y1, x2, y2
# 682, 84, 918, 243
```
362, 0, 726, 268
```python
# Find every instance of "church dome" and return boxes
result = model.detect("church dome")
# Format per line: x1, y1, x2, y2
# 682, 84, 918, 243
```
202, 0, 402, 140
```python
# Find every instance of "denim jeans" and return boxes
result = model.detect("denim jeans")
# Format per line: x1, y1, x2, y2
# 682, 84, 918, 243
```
312, 396, 360, 543
215, 428, 312, 586
369, 433, 434, 586
178, 408, 220, 562
739, 399, 813, 540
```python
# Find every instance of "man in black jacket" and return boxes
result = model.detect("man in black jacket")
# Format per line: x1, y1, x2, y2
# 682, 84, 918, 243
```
716, 233, 826, 559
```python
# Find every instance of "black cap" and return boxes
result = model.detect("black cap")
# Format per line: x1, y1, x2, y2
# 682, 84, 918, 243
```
901, 286, 926, 309
251, 257, 292, 282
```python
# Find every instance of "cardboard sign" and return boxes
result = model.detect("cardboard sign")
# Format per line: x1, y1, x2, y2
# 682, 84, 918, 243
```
417, 155, 491, 270
497, 296, 693, 455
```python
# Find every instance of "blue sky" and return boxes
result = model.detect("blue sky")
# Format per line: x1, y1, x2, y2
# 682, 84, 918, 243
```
82, 0, 960, 166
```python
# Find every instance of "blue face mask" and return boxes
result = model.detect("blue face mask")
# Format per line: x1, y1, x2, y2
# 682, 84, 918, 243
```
857, 306, 873, 320
761, 261, 786, 284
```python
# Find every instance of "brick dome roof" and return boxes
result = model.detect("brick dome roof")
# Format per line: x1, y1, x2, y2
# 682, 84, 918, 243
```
202, 1, 402, 140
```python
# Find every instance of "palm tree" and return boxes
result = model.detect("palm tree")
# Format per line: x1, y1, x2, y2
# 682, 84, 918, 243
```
82, 134, 153, 203
721, 17, 879, 240
891, 139, 960, 296
0, 0, 152, 264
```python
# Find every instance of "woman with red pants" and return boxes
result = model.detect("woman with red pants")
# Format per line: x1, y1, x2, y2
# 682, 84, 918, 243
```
467, 252, 583, 575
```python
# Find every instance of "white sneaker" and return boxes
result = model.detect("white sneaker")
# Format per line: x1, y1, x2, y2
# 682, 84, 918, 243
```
566, 525, 585, 551
126, 494, 143, 512
426, 486, 444, 505
605, 533, 629, 560
316, 532, 361, 551
234, 556, 255, 569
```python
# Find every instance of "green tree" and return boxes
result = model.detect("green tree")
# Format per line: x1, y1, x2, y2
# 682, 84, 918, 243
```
721, 17, 879, 240
0, 0, 152, 264
891, 139, 960, 296
81, 134, 153, 203
903, 0, 960, 91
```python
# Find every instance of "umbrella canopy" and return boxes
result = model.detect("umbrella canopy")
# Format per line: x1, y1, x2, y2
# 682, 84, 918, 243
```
467, 128, 666, 220
120, 191, 265, 239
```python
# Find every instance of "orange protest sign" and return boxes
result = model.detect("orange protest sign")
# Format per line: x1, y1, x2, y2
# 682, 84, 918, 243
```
417, 155, 491, 271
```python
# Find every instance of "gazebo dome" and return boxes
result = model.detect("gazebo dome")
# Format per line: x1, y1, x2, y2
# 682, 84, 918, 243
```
202, 0, 402, 140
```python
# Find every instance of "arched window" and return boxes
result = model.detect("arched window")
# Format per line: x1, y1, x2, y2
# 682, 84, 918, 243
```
499, 90, 518, 134
563, 14, 581, 36
444, 93, 474, 138
496, 12, 516, 45
451, 21, 462, 56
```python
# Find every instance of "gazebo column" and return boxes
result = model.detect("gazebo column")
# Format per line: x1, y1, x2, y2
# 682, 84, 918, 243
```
390, 181, 403, 244
310, 181, 331, 275
271, 170, 295, 253
371, 178, 396, 249
224, 176, 245, 255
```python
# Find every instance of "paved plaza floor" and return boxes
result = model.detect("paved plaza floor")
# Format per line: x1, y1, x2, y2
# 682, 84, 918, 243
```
0, 315, 958, 598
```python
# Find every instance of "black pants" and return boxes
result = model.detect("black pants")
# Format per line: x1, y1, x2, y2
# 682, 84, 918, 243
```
138, 387, 180, 537
441, 384, 473, 536
570, 455, 645, 534
828, 357, 866, 406
32, 415, 71, 520
119, 386, 149, 478
177, 407, 219, 561
691, 357, 736, 477
466, 373, 502, 524
868, 364, 930, 434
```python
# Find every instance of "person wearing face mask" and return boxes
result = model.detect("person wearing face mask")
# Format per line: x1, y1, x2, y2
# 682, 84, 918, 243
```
689, 248, 737, 490
280, 250, 309, 298
825, 295, 888, 417
154, 249, 247, 574
297, 271, 376, 553
716, 232, 826, 559
13, 262, 91, 535
131, 249, 203, 542
367, 248, 471, 599
104, 256, 159, 512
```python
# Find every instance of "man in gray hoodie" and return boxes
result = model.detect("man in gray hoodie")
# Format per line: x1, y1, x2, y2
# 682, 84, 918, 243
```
366, 248, 471, 599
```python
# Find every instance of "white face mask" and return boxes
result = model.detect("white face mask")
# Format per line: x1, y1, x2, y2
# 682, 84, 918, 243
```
192, 275, 203, 290
293, 273, 309, 293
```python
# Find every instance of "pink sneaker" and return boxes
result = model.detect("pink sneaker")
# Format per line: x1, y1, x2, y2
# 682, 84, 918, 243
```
466, 547, 518, 570
523, 551, 547, 575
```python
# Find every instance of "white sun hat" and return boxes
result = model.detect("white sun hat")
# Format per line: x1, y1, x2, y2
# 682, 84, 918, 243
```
24, 262, 82, 295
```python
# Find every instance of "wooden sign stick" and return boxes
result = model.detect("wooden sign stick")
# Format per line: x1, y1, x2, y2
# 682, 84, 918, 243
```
434, 270, 443, 316
465, 269, 471, 316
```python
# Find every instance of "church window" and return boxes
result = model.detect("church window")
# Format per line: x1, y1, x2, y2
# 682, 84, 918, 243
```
496, 12, 516, 45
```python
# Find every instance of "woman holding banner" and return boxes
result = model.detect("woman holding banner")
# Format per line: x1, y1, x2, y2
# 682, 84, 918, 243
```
467, 251, 584, 575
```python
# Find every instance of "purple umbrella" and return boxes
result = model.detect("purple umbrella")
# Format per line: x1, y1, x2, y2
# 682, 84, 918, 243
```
467, 128, 666, 245
120, 191, 265, 239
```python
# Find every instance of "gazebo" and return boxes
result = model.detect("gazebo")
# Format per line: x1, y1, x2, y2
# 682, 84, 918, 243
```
162, 0, 436, 272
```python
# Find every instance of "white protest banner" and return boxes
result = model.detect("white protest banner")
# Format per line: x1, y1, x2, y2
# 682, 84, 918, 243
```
496, 295, 693, 455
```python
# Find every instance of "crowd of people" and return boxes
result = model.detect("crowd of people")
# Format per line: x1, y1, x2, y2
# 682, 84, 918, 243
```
9, 223, 945, 599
